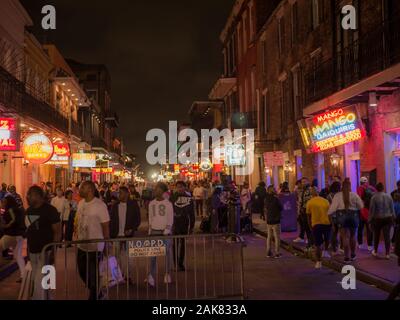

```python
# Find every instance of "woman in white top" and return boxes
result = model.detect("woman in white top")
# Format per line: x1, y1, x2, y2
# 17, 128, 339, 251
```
328, 178, 363, 263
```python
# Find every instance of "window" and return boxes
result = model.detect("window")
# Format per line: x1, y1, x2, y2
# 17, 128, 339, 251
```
86, 74, 97, 81
244, 77, 248, 111
251, 68, 256, 109
237, 22, 242, 61
278, 17, 285, 56
261, 91, 270, 135
223, 48, 228, 76
292, 66, 301, 120
291, 2, 299, 47
249, 2, 254, 41
243, 12, 248, 54
261, 39, 267, 74
311, 0, 324, 30
280, 80, 286, 132
87, 89, 98, 102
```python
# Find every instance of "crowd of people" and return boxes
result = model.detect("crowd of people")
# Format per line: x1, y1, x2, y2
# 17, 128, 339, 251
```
1, 175, 400, 300
250, 176, 400, 268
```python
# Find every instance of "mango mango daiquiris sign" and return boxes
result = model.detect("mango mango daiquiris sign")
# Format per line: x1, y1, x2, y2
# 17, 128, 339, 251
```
298, 105, 366, 153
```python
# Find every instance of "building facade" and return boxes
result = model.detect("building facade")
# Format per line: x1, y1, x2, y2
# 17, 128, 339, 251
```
205, 0, 400, 193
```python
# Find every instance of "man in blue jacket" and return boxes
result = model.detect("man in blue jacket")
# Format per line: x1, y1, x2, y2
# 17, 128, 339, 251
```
170, 181, 195, 271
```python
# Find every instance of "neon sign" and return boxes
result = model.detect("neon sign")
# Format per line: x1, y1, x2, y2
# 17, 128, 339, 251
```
0, 118, 20, 152
47, 143, 70, 165
298, 106, 366, 153
22, 134, 54, 164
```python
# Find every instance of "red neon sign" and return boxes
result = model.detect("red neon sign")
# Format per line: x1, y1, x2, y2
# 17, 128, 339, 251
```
0, 118, 20, 152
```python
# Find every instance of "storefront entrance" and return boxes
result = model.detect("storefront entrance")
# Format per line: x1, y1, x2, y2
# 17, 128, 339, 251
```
384, 131, 400, 192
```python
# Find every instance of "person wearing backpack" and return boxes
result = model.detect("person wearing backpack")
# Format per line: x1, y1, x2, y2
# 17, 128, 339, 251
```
357, 177, 375, 251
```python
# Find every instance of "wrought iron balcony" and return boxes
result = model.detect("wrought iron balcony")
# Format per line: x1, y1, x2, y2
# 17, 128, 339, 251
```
91, 136, 109, 151
0, 65, 69, 134
304, 12, 400, 106
105, 111, 119, 128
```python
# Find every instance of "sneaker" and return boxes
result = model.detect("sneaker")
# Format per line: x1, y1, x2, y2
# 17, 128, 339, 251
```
351, 255, 357, 261
266, 252, 273, 258
164, 273, 172, 284
293, 237, 305, 243
367, 246, 373, 252
357, 244, 364, 250
145, 274, 155, 287
322, 251, 331, 259
372, 250, 377, 257
338, 248, 345, 254
315, 261, 322, 269
275, 253, 282, 259
344, 258, 351, 264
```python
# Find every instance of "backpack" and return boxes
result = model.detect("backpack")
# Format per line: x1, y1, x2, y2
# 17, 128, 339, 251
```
362, 187, 374, 209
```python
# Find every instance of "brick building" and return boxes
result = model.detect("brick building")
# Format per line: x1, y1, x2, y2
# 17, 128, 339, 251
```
208, 0, 400, 192
257, 0, 400, 192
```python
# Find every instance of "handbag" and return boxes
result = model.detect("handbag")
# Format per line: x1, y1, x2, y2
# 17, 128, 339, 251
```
99, 256, 124, 289
18, 261, 33, 300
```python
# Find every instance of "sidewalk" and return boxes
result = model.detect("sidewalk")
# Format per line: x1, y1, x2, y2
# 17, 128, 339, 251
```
252, 217, 400, 293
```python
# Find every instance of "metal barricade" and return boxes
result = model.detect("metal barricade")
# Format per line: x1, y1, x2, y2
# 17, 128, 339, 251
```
39, 234, 245, 300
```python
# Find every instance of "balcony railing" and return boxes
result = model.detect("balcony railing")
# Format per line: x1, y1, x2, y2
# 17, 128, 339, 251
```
92, 136, 108, 151
0, 65, 68, 134
305, 12, 400, 106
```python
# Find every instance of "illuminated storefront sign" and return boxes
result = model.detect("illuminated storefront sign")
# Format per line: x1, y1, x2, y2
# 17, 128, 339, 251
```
0, 118, 20, 152
47, 143, 70, 165
298, 106, 366, 153
72, 153, 96, 168
22, 134, 54, 164
92, 167, 114, 174
225, 144, 246, 166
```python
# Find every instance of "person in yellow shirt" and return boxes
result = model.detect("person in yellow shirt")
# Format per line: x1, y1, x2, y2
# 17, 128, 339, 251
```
306, 187, 332, 269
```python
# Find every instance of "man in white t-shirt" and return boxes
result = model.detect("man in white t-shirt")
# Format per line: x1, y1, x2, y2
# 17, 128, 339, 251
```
76, 181, 110, 300
146, 182, 174, 287
51, 187, 70, 241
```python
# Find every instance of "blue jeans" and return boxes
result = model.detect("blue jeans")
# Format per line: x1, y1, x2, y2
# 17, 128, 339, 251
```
149, 230, 172, 278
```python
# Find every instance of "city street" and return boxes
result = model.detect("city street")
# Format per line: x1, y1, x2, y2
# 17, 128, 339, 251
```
0, 231, 388, 300
1, 0, 400, 304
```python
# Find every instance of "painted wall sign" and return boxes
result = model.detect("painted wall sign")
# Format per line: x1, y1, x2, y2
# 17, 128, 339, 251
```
298, 106, 366, 153
22, 134, 54, 164
0, 118, 20, 152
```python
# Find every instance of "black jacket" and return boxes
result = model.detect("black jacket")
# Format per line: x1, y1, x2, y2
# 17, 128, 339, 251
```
170, 191, 195, 234
266, 193, 283, 225
110, 200, 141, 238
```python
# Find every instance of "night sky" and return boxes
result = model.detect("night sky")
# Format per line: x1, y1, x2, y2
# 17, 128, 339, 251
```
21, 0, 235, 175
